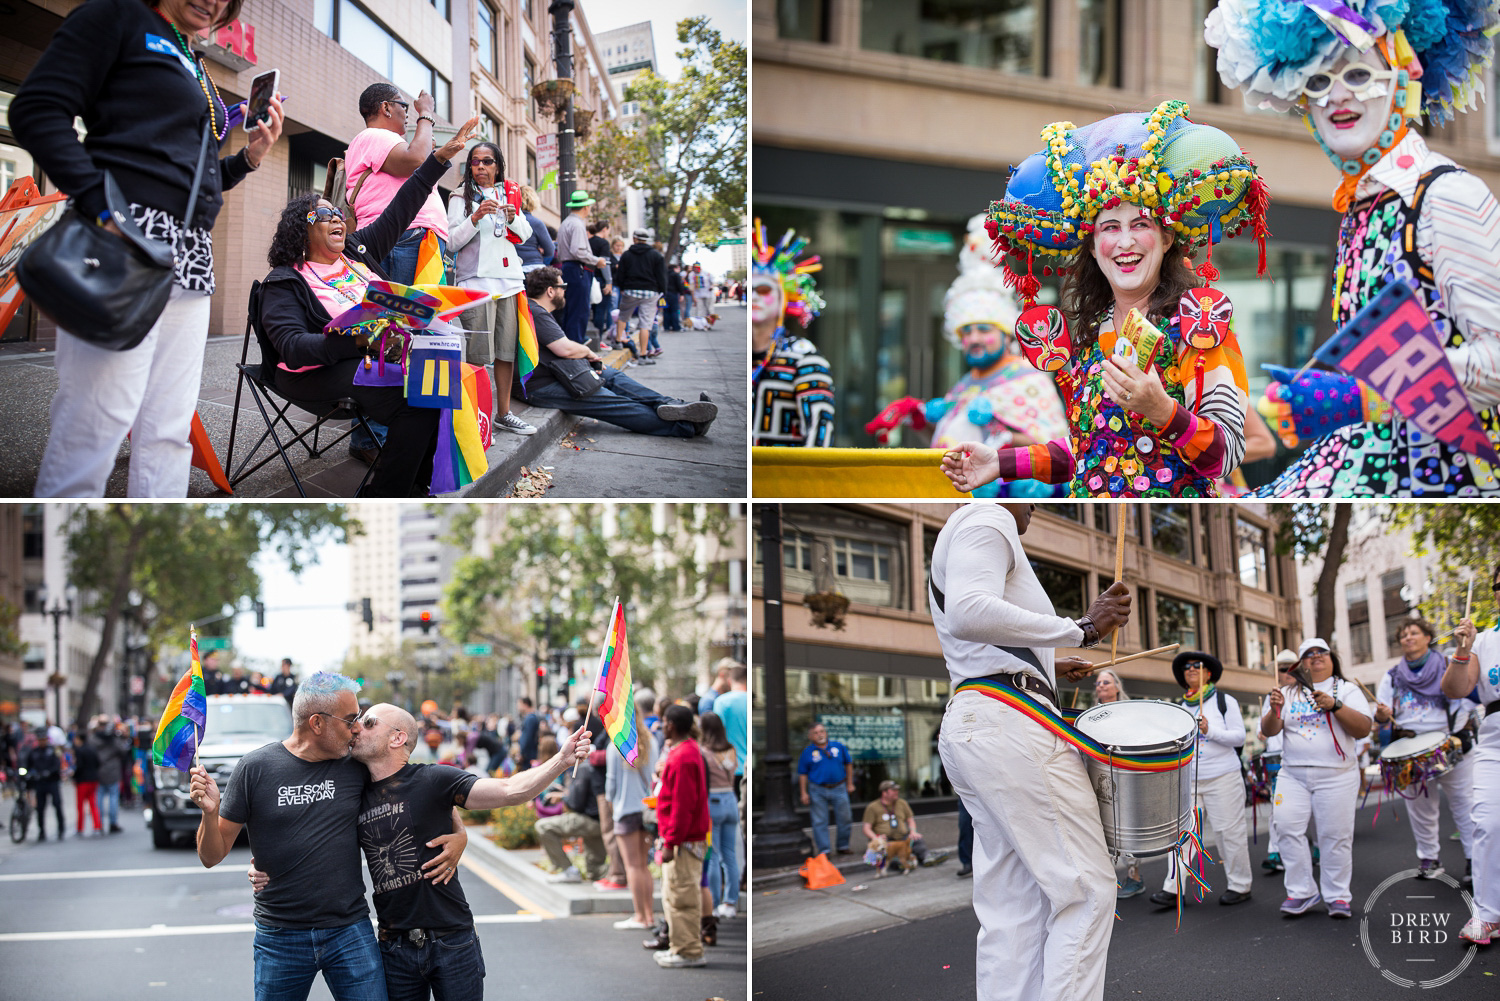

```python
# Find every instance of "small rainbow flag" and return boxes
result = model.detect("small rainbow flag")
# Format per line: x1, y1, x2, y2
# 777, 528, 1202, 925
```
152, 630, 208, 771
592, 600, 638, 765
415, 229, 445, 285
516, 291, 539, 386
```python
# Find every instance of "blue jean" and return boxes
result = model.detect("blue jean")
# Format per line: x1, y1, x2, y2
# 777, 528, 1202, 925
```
379, 928, 485, 1001
807, 783, 851, 855
98, 780, 120, 828
708, 791, 740, 906
662, 297, 681, 331
253, 920, 387, 1001
559, 261, 592, 343
522, 368, 696, 437
352, 229, 448, 450
647, 322, 661, 353
592, 296, 612, 336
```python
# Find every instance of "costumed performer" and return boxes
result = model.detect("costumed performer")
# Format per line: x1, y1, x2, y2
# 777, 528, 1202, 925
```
751, 220, 835, 447
1450, 571, 1500, 945
865, 213, 1069, 497
1261, 639, 1372, 919
933, 502, 1132, 1001
1374, 617, 1477, 885
941, 100, 1266, 498
1207, 0, 1500, 496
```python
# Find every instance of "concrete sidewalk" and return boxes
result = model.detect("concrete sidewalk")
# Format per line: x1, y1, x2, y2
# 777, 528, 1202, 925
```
0, 302, 746, 498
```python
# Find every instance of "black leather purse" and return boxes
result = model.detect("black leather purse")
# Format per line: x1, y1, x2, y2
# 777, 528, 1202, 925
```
546, 355, 605, 398
17, 123, 214, 351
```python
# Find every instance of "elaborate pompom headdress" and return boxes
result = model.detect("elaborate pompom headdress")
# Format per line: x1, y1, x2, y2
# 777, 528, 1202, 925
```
1205, 0, 1500, 126
943, 214, 1020, 348
986, 100, 1270, 303
752, 218, 825, 329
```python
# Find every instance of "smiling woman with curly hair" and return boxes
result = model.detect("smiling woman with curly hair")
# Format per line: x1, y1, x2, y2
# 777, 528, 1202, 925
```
254, 117, 479, 496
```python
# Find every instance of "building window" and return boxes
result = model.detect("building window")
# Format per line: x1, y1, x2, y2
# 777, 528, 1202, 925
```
477, 0, 498, 76
1346, 580, 1372, 663
523, 54, 537, 121
1382, 569, 1414, 657
782, 531, 816, 572
22, 507, 43, 559
1093, 505, 1110, 533
834, 538, 890, 583
1193, 0, 1222, 104
1244, 619, 1274, 672
1150, 504, 1192, 563
1049, 504, 1083, 523
1077, 0, 1119, 87
861, 0, 1047, 76
1157, 594, 1199, 650
1236, 516, 1268, 590
322, 1, 452, 119
1199, 508, 1213, 569
430, 0, 449, 19
483, 110, 503, 145
1032, 560, 1085, 619
779, 0, 830, 42
526, 148, 538, 189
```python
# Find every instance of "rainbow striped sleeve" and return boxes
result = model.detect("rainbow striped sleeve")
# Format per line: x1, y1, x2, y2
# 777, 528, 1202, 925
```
995, 438, 1075, 485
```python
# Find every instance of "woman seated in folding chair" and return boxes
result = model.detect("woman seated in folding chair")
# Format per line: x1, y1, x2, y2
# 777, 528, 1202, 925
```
257, 116, 479, 496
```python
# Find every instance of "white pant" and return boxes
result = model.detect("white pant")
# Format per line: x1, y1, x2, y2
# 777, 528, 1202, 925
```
1162, 768, 1254, 895
1275, 764, 1359, 903
1401, 751, 1476, 861
1472, 721, 1500, 923
693, 293, 713, 315
36, 285, 211, 497
939, 692, 1115, 1001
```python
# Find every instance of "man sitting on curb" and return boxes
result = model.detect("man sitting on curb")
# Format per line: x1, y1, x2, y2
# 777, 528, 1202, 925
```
520, 266, 717, 437
536, 745, 607, 883
862, 780, 940, 875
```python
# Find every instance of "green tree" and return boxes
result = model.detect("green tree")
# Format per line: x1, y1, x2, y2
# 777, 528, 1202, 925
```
0, 595, 24, 658
576, 120, 651, 231
619, 18, 745, 262
1273, 503, 1352, 642
1391, 504, 1500, 634
63, 504, 358, 731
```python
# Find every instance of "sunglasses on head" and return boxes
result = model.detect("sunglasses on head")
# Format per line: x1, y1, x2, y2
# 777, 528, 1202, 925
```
306, 206, 345, 225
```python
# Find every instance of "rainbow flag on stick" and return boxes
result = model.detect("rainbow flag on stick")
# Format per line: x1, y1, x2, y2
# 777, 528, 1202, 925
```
515, 291, 540, 386
152, 629, 208, 771
586, 599, 638, 766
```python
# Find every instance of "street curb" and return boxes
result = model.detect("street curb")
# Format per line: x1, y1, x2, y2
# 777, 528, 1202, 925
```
456, 348, 631, 498
464, 825, 656, 916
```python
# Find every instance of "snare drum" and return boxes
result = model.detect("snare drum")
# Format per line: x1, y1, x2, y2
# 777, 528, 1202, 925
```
1073, 700, 1197, 858
1379, 731, 1463, 792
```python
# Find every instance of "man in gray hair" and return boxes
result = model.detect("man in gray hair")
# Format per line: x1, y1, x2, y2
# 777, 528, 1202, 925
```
190, 673, 467, 1001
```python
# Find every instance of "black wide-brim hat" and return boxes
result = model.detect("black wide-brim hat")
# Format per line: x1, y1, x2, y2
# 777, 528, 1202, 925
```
1172, 650, 1223, 688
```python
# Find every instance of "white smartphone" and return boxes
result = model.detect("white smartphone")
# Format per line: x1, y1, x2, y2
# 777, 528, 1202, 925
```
243, 68, 279, 133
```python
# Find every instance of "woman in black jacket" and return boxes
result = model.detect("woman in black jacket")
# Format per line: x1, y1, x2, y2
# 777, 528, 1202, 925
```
11, 0, 284, 497
258, 120, 478, 497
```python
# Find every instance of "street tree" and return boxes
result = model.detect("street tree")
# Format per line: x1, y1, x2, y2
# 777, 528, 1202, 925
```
62, 504, 357, 731
1391, 504, 1500, 634
1274, 502, 1353, 642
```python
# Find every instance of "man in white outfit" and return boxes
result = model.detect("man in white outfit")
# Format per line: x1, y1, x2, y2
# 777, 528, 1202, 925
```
1148, 651, 1253, 910
1450, 583, 1500, 946
1374, 618, 1476, 884
932, 502, 1131, 1001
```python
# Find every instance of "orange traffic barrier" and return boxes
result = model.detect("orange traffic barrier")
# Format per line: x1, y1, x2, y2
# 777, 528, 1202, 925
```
799, 852, 845, 889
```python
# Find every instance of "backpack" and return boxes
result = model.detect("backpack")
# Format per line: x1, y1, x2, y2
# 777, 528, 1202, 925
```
322, 158, 373, 221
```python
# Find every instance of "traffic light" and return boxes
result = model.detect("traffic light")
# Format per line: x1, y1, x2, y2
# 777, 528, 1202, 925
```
535, 665, 546, 680
253, 600, 265, 628
361, 597, 373, 633
419, 610, 433, 634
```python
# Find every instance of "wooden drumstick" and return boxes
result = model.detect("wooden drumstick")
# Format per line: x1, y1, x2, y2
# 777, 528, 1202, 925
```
1464, 576, 1474, 622
1071, 643, 1180, 676
1109, 505, 1127, 667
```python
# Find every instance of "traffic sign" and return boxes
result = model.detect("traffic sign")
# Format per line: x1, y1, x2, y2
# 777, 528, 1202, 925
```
462, 643, 493, 656
198, 636, 232, 651
718, 238, 745, 245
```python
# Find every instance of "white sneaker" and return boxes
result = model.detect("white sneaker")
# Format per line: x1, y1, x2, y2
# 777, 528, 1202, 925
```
715, 903, 737, 920
653, 949, 707, 968
496, 412, 537, 435
546, 867, 582, 883
612, 917, 651, 930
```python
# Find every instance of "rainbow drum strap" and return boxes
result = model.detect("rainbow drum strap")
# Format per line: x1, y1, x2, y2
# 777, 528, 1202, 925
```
952, 676, 1197, 773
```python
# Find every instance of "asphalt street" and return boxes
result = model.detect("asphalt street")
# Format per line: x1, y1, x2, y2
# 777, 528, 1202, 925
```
0, 797, 745, 1000
537, 302, 748, 498
753, 796, 1496, 1001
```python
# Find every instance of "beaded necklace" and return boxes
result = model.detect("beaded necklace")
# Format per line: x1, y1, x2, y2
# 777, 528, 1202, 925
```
153, 7, 228, 141
304, 256, 368, 304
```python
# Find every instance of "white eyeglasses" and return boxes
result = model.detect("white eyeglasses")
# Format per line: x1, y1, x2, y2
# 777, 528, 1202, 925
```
1302, 64, 1398, 105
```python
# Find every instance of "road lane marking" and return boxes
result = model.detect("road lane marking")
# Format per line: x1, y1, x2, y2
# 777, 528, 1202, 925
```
458, 857, 555, 919
0, 914, 542, 943
0, 866, 222, 882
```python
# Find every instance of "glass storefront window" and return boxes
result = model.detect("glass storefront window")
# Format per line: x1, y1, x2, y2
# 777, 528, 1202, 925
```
1157, 594, 1199, 649
779, 0, 830, 42
861, 0, 1046, 75
1151, 504, 1192, 563
1237, 516, 1269, 590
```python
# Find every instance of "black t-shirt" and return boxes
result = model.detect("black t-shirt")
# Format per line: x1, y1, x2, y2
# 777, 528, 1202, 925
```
219, 742, 369, 929
359, 763, 479, 932
562, 760, 604, 819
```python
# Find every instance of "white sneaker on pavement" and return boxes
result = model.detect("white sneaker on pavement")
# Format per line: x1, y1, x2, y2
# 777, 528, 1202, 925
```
546, 867, 582, 883
496, 412, 537, 435
612, 917, 651, 930
654, 950, 707, 969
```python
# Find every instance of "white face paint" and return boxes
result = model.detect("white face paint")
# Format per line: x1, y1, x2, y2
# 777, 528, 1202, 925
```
751, 278, 784, 325
1307, 48, 1395, 161
1090, 205, 1169, 298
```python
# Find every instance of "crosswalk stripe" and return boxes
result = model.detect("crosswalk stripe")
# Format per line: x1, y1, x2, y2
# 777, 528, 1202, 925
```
0, 914, 542, 943
0, 865, 220, 882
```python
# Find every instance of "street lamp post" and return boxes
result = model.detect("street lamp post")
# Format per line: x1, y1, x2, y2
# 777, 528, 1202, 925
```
548, 0, 577, 207
38, 585, 75, 727
753, 505, 809, 869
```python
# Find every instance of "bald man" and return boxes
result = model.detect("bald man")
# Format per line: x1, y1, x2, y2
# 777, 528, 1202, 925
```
253, 703, 590, 1001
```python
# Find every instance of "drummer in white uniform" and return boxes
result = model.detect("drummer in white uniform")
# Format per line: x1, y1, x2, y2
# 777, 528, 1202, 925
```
933, 503, 1131, 1001
1148, 651, 1253, 910
1373, 618, 1476, 883
1261, 638, 1372, 919
1451, 599, 1500, 947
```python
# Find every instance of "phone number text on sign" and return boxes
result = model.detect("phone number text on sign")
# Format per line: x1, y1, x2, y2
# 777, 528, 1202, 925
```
816, 713, 906, 760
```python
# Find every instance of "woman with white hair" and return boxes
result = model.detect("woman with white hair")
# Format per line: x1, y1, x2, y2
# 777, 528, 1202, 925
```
1093, 669, 1143, 898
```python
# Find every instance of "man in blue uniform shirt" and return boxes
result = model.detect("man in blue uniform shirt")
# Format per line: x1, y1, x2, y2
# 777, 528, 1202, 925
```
797, 722, 855, 856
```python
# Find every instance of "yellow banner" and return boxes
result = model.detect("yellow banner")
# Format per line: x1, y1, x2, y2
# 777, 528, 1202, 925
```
752, 447, 970, 498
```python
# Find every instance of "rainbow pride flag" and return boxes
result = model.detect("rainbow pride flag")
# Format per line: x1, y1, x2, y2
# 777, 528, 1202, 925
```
515, 292, 539, 386
152, 631, 208, 771
415, 229, 445, 285
431, 363, 493, 493
592, 600, 638, 765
